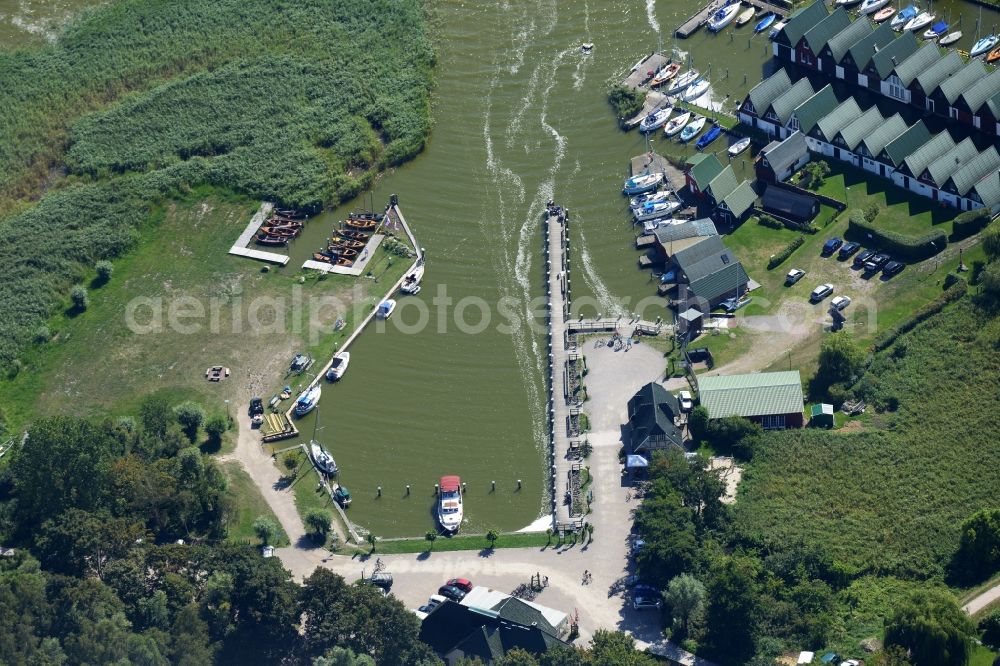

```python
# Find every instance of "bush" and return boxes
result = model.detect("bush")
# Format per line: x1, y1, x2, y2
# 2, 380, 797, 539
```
33, 326, 51, 344
95, 260, 114, 284
802, 161, 830, 190
204, 415, 227, 447
174, 401, 205, 442
767, 236, 805, 270
608, 86, 644, 122
847, 214, 947, 262
981, 610, 1000, 649
70, 285, 89, 311
757, 215, 783, 230
951, 209, 992, 240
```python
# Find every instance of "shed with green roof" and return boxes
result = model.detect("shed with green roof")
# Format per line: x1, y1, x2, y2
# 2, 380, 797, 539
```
821, 14, 872, 65
697, 371, 804, 429
687, 154, 725, 195
869, 31, 918, 80
803, 9, 852, 59
844, 22, 895, 75
878, 120, 931, 168
794, 84, 839, 135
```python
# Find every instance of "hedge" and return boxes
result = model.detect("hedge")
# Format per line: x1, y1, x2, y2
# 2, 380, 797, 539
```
950, 209, 992, 241
873, 278, 968, 351
767, 236, 804, 269
847, 212, 947, 262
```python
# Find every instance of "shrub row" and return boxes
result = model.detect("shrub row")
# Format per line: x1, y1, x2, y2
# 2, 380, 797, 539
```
847, 212, 947, 262
873, 277, 968, 352
950, 209, 993, 241
767, 236, 805, 269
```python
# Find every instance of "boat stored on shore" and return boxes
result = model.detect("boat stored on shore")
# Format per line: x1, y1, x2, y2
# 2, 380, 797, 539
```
294, 385, 321, 416
437, 475, 463, 533
326, 352, 350, 381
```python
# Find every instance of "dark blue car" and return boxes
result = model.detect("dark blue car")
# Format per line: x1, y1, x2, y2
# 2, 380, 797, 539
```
822, 238, 843, 256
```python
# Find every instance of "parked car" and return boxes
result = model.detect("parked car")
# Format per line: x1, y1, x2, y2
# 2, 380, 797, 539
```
810, 283, 834, 302
438, 585, 467, 602
882, 260, 905, 278
830, 295, 852, 311
822, 238, 843, 256
853, 248, 876, 268
418, 594, 448, 614
446, 578, 473, 593
786, 268, 806, 285
838, 241, 860, 259
678, 390, 694, 412
632, 585, 662, 610
863, 253, 891, 274
630, 538, 646, 555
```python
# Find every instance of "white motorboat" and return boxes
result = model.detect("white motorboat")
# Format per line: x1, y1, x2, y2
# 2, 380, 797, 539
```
707, 3, 741, 31
622, 172, 665, 195
294, 384, 321, 417
728, 136, 752, 156
310, 441, 337, 476
643, 218, 671, 232
401, 264, 424, 294
835, 0, 863, 6
638, 106, 673, 133
683, 78, 710, 101
890, 5, 919, 30
666, 69, 699, 94
437, 475, 463, 533
376, 299, 396, 319
858, 0, 891, 15
904, 11, 935, 32
326, 352, 350, 381
634, 200, 681, 222
971, 34, 999, 57
664, 111, 693, 137
679, 116, 707, 142
736, 7, 756, 26
630, 190, 672, 209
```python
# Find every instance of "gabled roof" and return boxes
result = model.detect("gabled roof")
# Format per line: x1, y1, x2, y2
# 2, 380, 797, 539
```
815, 98, 863, 141
747, 69, 792, 116
652, 218, 718, 244
988, 91, 1000, 119
804, 8, 852, 54
860, 113, 907, 157
961, 68, 1000, 114
871, 31, 919, 79
689, 154, 725, 190
903, 131, 955, 177
771, 78, 817, 125
723, 181, 758, 218
926, 138, 978, 187
838, 106, 884, 151
762, 186, 819, 221
675, 235, 730, 280
706, 165, 739, 202
896, 43, 944, 87
882, 120, 931, 166
794, 85, 838, 134
973, 171, 1000, 208
686, 153, 710, 168
938, 59, 988, 105
913, 50, 962, 93
825, 14, 873, 62
763, 131, 809, 175
627, 382, 684, 452
698, 371, 804, 419
949, 147, 1000, 196
687, 261, 749, 303
847, 22, 896, 71
778, 0, 830, 46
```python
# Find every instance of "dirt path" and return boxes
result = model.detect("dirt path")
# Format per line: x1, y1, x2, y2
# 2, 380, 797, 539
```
963, 581, 1000, 616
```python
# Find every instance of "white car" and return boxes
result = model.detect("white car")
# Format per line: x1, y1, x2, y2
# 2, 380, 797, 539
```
678, 390, 693, 412
830, 295, 852, 311
810, 283, 834, 303
786, 268, 806, 285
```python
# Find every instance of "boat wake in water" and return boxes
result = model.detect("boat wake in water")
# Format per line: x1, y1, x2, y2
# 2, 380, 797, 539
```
645, 0, 660, 33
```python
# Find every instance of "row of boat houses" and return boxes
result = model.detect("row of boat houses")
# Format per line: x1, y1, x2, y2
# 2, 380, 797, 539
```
767, 0, 1000, 135
741, 68, 1000, 212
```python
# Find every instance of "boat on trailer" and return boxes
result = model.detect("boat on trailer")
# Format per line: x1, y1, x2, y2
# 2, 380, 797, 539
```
437, 475, 463, 533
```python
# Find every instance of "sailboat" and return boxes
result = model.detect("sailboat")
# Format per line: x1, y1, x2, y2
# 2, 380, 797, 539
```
939, 30, 963, 45
639, 106, 673, 133
971, 34, 999, 56
858, 0, 892, 16
666, 69, 699, 94
683, 78, 710, 101
890, 5, 919, 30
679, 116, 707, 142
873, 6, 896, 22
905, 11, 936, 32
294, 384, 322, 417
309, 414, 338, 476
707, 3, 741, 32
664, 111, 693, 137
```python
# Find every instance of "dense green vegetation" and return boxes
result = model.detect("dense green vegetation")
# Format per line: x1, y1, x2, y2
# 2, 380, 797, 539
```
0, 0, 434, 373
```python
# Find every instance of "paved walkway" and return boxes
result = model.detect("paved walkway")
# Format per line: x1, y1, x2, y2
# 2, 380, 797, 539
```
964, 581, 1000, 616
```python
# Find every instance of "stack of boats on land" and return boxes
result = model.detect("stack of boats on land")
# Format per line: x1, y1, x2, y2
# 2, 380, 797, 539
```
255, 208, 308, 247
311, 211, 385, 268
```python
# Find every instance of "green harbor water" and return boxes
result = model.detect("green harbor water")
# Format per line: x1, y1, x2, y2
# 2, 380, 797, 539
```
4, 0, 999, 537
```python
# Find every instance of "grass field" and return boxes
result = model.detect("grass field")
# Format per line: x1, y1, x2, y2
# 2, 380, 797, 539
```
370, 531, 553, 554
222, 461, 289, 546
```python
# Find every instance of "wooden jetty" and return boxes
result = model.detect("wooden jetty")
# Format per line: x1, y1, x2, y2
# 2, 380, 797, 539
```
229, 202, 290, 266
620, 52, 669, 90
622, 91, 670, 129
675, 0, 789, 38
629, 152, 686, 192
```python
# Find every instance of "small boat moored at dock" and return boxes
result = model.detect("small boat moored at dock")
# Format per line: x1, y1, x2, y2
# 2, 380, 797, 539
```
769, 19, 787, 39
923, 21, 948, 39
890, 5, 918, 30
376, 299, 397, 319
437, 475, 464, 533
634, 200, 681, 222
622, 172, 665, 195
630, 190, 673, 209
294, 384, 321, 417
664, 110, 693, 137
858, 0, 891, 15
755, 13, 776, 34
736, 7, 756, 27
401, 264, 424, 295
939, 30, 963, 45
326, 352, 350, 381
679, 116, 707, 142
707, 3, 741, 32
873, 6, 895, 22
345, 217, 378, 230
638, 106, 673, 133
728, 136, 751, 156
695, 125, 722, 150
971, 34, 999, 57
310, 441, 338, 476
987, 45, 1000, 63
904, 11, 935, 32
666, 69, 699, 95
682, 78, 710, 102
835, 0, 863, 7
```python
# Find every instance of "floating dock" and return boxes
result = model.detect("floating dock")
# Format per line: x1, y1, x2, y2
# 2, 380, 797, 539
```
301, 233, 385, 276
228, 202, 290, 266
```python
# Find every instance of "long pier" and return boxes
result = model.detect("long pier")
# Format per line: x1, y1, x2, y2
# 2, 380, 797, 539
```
675, 0, 789, 38
229, 202, 290, 266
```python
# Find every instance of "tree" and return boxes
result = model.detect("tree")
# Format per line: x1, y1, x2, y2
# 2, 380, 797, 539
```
633, 488, 699, 586
983, 223, 1000, 261
204, 415, 227, 447
486, 528, 500, 549
803, 160, 830, 190
497, 648, 541, 665
664, 573, 706, 635
252, 517, 279, 546
95, 260, 114, 285
868, 646, 914, 666
814, 331, 865, 396
366, 533, 377, 552
283, 453, 300, 478
704, 556, 760, 663
884, 588, 975, 666
979, 610, 1000, 649
174, 401, 205, 442
424, 530, 438, 550
70, 285, 89, 311
688, 405, 710, 443
589, 630, 658, 665
305, 510, 332, 542
139, 396, 174, 440
953, 508, 1000, 582
313, 646, 376, 666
